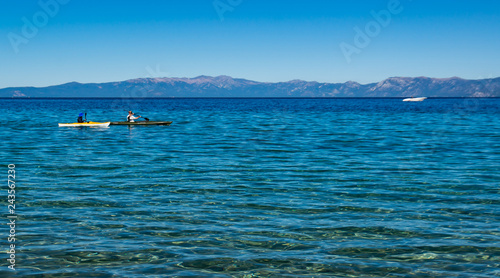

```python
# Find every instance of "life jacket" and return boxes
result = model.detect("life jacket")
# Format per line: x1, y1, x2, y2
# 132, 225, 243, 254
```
77, 116, 84, 123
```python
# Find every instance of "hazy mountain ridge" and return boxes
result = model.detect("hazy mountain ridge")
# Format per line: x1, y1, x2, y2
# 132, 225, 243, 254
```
1, 75, 499, 98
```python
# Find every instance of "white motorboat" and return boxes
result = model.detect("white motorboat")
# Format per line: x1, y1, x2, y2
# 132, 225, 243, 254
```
403, 97, 427, 102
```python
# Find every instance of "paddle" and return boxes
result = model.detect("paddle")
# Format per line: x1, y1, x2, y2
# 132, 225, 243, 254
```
135, 113, 149, 122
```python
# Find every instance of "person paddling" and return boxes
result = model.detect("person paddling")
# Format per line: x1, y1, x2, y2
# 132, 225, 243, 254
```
127, 111, 141, 122
77, 113, 86, 123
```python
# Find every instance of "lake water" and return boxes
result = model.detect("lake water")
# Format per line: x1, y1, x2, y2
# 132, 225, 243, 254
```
0, 98, 499, 277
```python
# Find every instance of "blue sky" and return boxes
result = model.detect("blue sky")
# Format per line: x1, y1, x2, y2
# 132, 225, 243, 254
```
1, 0, 499, 88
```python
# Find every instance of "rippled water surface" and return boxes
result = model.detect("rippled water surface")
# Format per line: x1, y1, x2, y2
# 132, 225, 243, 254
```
1, 98, 499, 277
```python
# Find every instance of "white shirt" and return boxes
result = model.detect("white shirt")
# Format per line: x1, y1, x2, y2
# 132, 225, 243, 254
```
127, 115, 139, 122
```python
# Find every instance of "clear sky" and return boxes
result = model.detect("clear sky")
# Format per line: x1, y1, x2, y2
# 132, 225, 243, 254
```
1, 0, 499, 88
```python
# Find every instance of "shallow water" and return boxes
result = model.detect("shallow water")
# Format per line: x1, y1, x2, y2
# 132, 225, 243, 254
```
0, 98, 499, 277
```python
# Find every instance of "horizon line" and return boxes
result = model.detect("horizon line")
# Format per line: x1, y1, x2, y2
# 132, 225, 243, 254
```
2, 97, 499, 100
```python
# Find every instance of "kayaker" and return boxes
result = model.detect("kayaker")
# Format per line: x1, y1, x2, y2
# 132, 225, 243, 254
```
77, 113, 85, 123
127, 111, 141, 122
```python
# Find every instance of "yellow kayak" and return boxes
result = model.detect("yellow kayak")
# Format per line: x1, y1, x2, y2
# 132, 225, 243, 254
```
58, 122, 110, 127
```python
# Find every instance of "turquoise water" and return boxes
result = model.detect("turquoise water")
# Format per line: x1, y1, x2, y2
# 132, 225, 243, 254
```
1, 98, 499, 277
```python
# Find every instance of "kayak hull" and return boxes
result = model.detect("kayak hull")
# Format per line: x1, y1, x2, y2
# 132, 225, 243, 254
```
59, 122, 110, 127
110, 121, 172, 126
403, 97, 427, 102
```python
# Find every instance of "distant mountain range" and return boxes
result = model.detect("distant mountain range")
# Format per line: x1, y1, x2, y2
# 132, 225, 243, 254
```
1, 75, 499, 98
